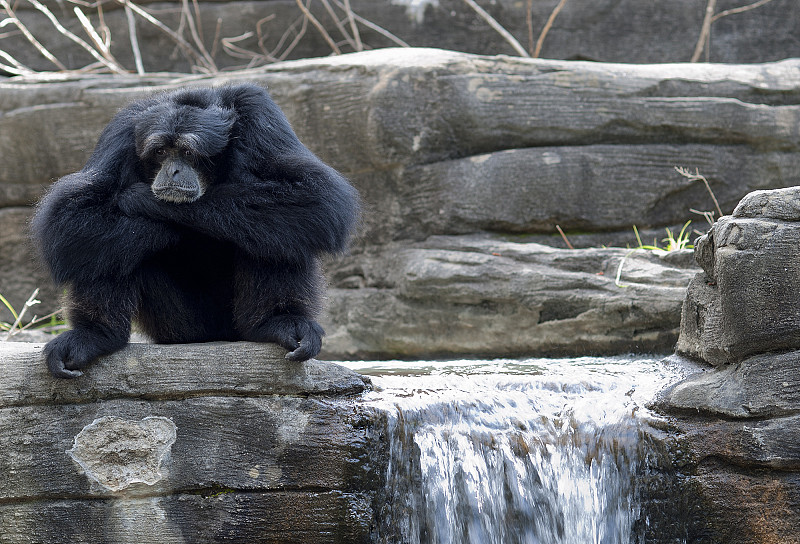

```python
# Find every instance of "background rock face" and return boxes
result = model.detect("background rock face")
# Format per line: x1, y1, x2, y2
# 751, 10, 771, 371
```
1, 49, 799, 358
0, 0, 797, 74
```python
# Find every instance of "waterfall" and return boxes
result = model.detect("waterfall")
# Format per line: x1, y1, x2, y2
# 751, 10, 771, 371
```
343, 356, 689, 544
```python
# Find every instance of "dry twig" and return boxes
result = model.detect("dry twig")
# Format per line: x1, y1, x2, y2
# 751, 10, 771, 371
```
692, 0, 776, 62
123, 1, 144, 74
675, 166, 724, 218
330, 0, 409, 47
181, 0, 216, 71
120, 0, 214, 73
28, 0, 125, 73
4, 289, 39, 340
319, 0, 357, 51
533, 0, 568, 58
462, 0, 529, 57
343, 0, 362, 51
526, 0, 534, 55
295, 0, 341, 54
0, 0, 66, 70
555, 225, 574, 249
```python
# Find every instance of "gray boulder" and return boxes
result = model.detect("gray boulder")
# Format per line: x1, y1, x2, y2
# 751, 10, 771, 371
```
0, 341, 380, 543
322, 234, 696, 358
651, 187, 800, 543
677, 186, 800, 366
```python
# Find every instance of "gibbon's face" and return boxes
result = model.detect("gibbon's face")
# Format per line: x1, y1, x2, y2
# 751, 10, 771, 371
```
134, 101, 235, 203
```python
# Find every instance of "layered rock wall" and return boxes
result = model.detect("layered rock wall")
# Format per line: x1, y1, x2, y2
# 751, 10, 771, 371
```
2, 49, 799, 357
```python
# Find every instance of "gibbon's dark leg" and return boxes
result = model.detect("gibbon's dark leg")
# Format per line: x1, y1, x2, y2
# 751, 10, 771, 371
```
44, 282, 136, 378
232, 253, 325, 361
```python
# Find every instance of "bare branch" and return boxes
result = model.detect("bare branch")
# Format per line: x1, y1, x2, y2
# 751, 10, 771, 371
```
711, 0, 775, 22
27, 0, 126, 73
0, 49, 36, 75
190, 0, 204, 42
675, 166, 724, 218
210, 16, 223, 59
462, 0, 529, 57
533, 0, 568, 58
18, 308, 65, 333
0, 0, 67, 70
123, 1, 144, 74
73, 6, 113, 57
295, 0, 341, 54
330, 0, 409, 47
526, 0, 534, 55
272, 13, 309, 61
555, 225, 574, 249
254, 14, 277, 58
181, 0, 216, 71
4, 288, 39, 340
120, 0, 214, 73
319, 0, 357, 51
691, 0, 717, 62
343, 0, 362, 51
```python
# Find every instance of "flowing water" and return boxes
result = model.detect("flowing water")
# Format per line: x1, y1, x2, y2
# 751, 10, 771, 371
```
341, 356, 691, 544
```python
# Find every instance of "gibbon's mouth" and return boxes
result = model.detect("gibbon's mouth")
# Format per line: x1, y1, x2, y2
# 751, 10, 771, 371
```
151, 185, 204, 204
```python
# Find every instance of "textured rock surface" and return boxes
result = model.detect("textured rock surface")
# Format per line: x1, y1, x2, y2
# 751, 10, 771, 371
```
0, 0, 797, 74
324, 234, 696, 358
651, 187, 800, 543
677, 186, 800, 366
0, 342, 380, 544
2, 49, 799, 357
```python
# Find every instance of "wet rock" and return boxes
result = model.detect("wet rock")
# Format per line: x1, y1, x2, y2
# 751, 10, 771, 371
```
651, 187, 800, 543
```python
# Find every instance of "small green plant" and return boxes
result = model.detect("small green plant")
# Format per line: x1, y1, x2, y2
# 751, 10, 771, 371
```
0, 288, 66, 340
616, 221, 694, 287
632, 221, 694, 253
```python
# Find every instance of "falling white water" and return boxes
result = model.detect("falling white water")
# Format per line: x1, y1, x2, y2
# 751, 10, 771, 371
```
341, 356, 690, 544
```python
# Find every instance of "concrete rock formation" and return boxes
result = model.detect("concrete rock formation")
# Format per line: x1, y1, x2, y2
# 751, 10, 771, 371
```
653, 187, 800, 543
677, 186, 800, 366
2, 49, 799, 358
0, 341, 380, 543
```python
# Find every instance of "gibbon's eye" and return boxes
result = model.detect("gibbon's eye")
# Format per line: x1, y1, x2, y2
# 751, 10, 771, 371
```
155, 148, 167, 157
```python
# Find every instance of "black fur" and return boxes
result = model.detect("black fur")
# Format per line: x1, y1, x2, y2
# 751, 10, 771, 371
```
31, 84, 359, 378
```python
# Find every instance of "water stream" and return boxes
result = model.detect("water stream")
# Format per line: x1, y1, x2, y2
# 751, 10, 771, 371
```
341, 356, 691, 544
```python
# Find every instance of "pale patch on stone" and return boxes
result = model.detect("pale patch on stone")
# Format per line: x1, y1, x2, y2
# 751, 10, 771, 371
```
542, 151, 562, 165
412, 133, 423, 152
276, 409, 310, 443
469, 153, 491, 164
467, 77, 501, 102
68, 416, 177, 492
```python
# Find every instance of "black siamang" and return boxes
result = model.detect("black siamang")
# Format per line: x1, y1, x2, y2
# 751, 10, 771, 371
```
32, 83, 359, 378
